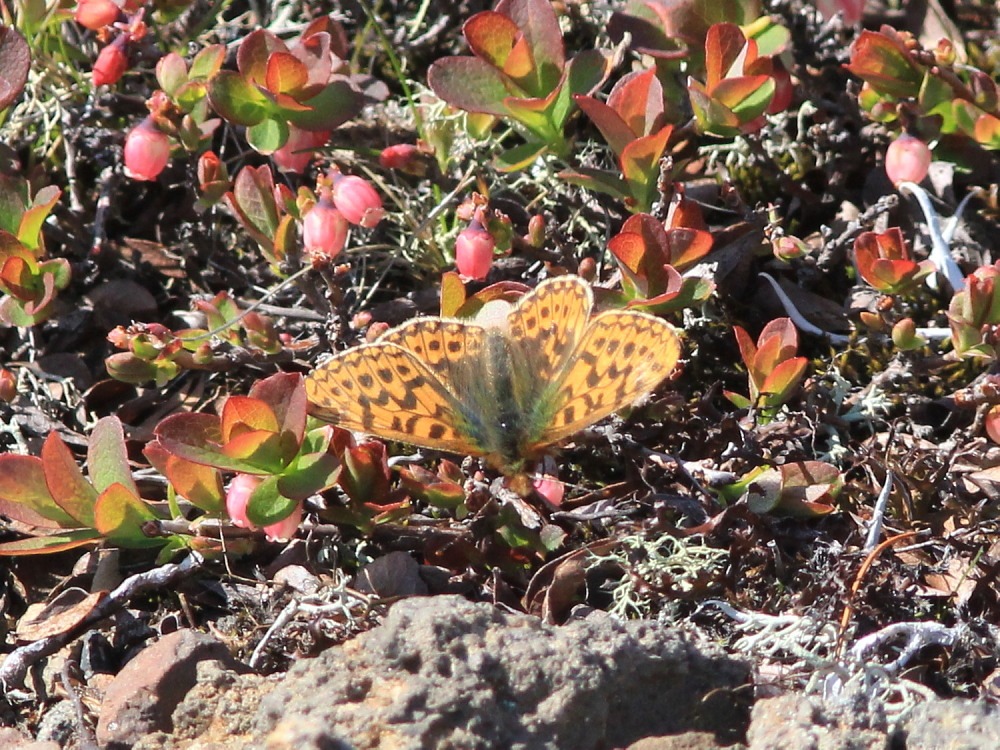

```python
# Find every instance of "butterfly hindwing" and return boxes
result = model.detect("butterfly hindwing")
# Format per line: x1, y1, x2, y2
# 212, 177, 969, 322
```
378, 318, 487, 389
305, 342, 484, 455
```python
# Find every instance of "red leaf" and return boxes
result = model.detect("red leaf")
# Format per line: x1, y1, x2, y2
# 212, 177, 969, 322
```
237, 29, 288, 84
607, 68, 664, 137
464, 11, 520, 70
264, 52, 309, 95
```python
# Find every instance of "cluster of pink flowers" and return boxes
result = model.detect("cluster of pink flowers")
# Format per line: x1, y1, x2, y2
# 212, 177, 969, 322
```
302, 168, 385, 261
77, 0, 146, 87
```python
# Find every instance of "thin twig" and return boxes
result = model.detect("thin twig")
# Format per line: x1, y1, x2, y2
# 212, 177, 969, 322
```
0, 553, 205, 691
837, 531, 920, 652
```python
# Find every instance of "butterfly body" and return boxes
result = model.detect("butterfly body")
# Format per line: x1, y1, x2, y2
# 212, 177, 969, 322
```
306, 276, 681, 472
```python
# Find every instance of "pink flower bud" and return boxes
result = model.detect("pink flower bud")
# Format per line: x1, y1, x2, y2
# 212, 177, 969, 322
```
455, 222, 495, 280
332, 174, 384, 228
272, 126, 330, 173
92, 36, 129, 87
75, 0, 121, 30
303, 197, 349, 260
124, 117, 171, 181
532, 475, 565, 508
225, 473, 261, 529
379, 144, 424, 175
885, 134, 931, 186
0, 368, 16, 403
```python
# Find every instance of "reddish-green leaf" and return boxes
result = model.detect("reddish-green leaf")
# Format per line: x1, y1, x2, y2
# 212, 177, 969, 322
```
0, 25, 30, 112
609, 69, 664, 137
290, 32, 332, 93
760, 356, 808, 400
664, 228, 712, 271
207, 71, 271, 126
153, 412, 265, 473
144, 441, 225, 514
497, 0, 564, 91
975, 113, 1000, 149
232, 165, 280, 239
249, 372, 307, 442
41, 432, 97, 527
18, 185, 61, 250
0, 455, 76, 527
711, 75, 774, 115
705, 23, 748, 88
575, 95, 635, 156
428, 56, 515, 116
844, 29, 924, 99
237, 29, 288, 84
0, 529, 102, 556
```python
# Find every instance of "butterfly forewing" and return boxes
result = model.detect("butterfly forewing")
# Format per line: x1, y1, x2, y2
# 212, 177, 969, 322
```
305, 342, 484, 455
506, 277, 593, 408
536, 310, 680, 445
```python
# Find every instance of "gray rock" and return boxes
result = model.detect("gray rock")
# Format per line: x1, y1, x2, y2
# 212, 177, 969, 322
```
746, 694, 888, 750
905, 698, 1000, 750
34, 700, 79, 747
254, 594, 750, 749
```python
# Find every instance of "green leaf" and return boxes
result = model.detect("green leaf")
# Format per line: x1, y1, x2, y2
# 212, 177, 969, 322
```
495, 141, 548, 172
245, 474, 296, 526
156, 53, 189, 97
207, 71, 271, 127
247, 118, 288, 155
189, 44, 226, 81
87, 416, 138, 496
278, 451, 341, 501
286, 80, 363, 131
93, 483, 161, 548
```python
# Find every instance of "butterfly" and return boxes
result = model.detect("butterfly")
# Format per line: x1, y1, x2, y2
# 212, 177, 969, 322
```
305, 276, 681, 472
